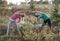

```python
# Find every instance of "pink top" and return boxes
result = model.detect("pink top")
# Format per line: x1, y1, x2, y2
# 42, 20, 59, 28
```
11, 11, 21, 20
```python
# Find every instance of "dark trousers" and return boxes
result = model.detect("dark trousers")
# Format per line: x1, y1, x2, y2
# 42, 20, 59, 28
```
43, 18, 51, 28
39, 18, 51, 32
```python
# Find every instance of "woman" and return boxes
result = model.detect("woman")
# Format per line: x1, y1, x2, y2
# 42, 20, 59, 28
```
6, 11, 24, 36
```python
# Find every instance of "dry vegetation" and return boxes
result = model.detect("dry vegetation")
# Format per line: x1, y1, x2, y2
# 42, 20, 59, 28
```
0, 4, 60, 41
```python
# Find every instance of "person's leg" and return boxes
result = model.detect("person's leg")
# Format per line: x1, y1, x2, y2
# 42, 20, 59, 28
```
6, 20, 12, 36
47, 19, 51, 29
41, 22, 46, 27
13, 21, 23, 36
47, 19, 52, 34
39, 20, 46, 32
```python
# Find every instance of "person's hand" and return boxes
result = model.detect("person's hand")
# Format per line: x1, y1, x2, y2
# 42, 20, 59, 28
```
17, 20, 20, 23
17, 21, 19, 23
37, 18, 40, 23
22, 15, 24, 17
35, 15, 39, 17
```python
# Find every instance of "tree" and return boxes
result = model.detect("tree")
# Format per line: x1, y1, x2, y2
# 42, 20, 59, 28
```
25, 0, 29, 5
30, 0, 35, 11
0, 0, 7, 7
52, 0, 59, 25
52, 0, 60, 33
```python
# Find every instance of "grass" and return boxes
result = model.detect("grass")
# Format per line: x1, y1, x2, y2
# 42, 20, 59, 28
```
0, 15, 60, 41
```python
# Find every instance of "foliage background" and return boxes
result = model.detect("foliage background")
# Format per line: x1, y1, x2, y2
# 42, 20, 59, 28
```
0, 0, 60, 41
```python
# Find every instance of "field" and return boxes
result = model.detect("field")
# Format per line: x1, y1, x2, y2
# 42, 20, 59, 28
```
0, 15, 60, 41
0, 4, 60, 41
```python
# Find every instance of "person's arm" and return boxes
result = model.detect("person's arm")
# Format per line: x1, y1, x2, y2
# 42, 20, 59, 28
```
17, 13, 21, 23
28, 11, 40, 13
17, 16, 20, 23
37, 17, 40, 23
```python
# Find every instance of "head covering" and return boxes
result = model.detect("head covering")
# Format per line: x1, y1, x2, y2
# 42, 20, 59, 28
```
20, 12, 25, 17
35, 11, 40, 16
